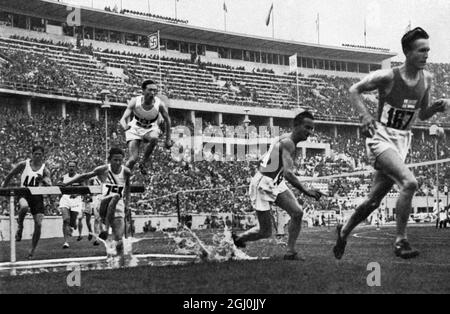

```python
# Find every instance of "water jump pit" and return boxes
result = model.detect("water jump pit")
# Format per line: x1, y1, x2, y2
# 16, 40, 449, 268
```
0, 226, 264, 276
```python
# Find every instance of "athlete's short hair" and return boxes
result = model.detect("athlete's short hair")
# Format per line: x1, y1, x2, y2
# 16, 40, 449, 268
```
108, 147, 124, 160
401, 27, 429, 55
32, 145, 45, 154
141, 79, 157, 91
293, 111, 314, 128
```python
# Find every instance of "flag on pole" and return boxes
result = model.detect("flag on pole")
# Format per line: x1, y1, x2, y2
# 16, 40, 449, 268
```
405, 20, 411, 33
223, 2, 227, 13
316, 13, 319, 32
148, 32, 159, 50
364, 17, 367, 36
289, 54, 297, 72
265, 3, 273, 26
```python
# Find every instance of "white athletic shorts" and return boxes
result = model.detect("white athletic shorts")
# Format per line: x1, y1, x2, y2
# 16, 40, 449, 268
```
249, 172, 289, 212
59, 195, 83, 213
82, 201, 93, 215
366, 122, 412, 168
125, 121, 160, 142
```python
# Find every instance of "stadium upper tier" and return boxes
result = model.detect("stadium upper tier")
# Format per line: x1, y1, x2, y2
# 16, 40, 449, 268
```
1, 36, 449, 125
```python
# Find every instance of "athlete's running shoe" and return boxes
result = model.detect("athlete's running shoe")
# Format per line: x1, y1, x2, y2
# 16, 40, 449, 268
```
15, 227, 23, 242
394, 239, 419, 259
333, 224, 347, 260
99, 231, 108, 241
283, 252, 306, 261
232, 232, 246, 248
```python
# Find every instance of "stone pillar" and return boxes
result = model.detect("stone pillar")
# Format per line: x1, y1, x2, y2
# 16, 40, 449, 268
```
215, 112, 222, 125
334, 125, 338, 138
268, 117, 273, 128
24, 98, 32, 117
61, 102, 66, 119
187, 110, 196, 126
356, 127, 360, 139
95, 106, 100, 121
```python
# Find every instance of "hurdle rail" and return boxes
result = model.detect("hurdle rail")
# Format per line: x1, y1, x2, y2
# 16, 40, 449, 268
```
0, 185, 144, 275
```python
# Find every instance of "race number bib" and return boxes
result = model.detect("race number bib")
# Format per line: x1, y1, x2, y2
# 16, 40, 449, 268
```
102, 184, 124, 198
380, 103, 416, 130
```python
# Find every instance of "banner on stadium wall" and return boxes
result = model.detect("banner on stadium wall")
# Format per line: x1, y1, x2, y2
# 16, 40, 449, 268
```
289, 54, 297, 72
46, 24, 63, 36
148, 32, 159, 50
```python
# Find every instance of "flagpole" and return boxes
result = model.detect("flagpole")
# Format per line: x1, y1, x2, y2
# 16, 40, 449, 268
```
175, 0, 178, 19
271, 4, 275, 38
317, 13, 320, 44
364, 17, 367, 46
158, 30, 162, 90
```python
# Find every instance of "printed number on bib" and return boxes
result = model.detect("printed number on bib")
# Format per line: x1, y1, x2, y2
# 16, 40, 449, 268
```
380, 104, 415, 130
102, 184, 124, 198
23, 175, 39, 187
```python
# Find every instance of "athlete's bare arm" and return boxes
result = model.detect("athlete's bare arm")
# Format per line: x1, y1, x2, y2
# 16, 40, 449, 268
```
280, 139, 323, 201
62, 166, 108, 186
158, 95, 173, 148
119, 98, 136, 131
123, 167, 131, 214
39, 167, 52, 186
418, 72, 450, 120
349, 69, 394, 137
1, 161, 26, 187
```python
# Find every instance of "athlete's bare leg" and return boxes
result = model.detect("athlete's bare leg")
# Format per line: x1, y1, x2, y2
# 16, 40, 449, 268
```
16, 199, 29, 241
29, 213, 44, 258
61, 207, 72, 244
112, 217, 125, 255
85, 213, 93, 240
275, 189, 304, 256
341, 170, 394, 240
106, 195, 120, 228
141, 134, 158, 167
375, 149, 418, 242
235, 211, 272, 243
126, 140, 141, 170
99, 197, 113, 239
77, 215, 83, 240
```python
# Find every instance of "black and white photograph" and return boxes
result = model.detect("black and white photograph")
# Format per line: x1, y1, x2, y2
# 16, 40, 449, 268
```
0, 0, 449, 298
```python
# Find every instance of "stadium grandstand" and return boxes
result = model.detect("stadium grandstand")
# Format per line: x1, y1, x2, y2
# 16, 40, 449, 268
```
0, 0, 450, 294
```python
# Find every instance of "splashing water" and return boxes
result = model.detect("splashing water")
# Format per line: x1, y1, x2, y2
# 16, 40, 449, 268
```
89, 233, 148, 268
166, 225, 258, 262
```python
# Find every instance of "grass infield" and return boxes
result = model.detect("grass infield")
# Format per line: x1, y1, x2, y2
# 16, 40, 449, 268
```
1, 224, 449, 293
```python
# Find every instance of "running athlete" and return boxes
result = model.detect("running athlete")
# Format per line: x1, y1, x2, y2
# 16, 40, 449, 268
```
333, 27, 449, 259
89, 176, 103, 246
63, 148, 131, 255
78, 195, 94, 242
233, 112, 324, 260
2, 145, 52, 259
119, 79, 173, 175
58, 161, 84, 249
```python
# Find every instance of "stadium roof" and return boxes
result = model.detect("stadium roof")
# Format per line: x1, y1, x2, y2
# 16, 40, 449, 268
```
0, 0, 396, 63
